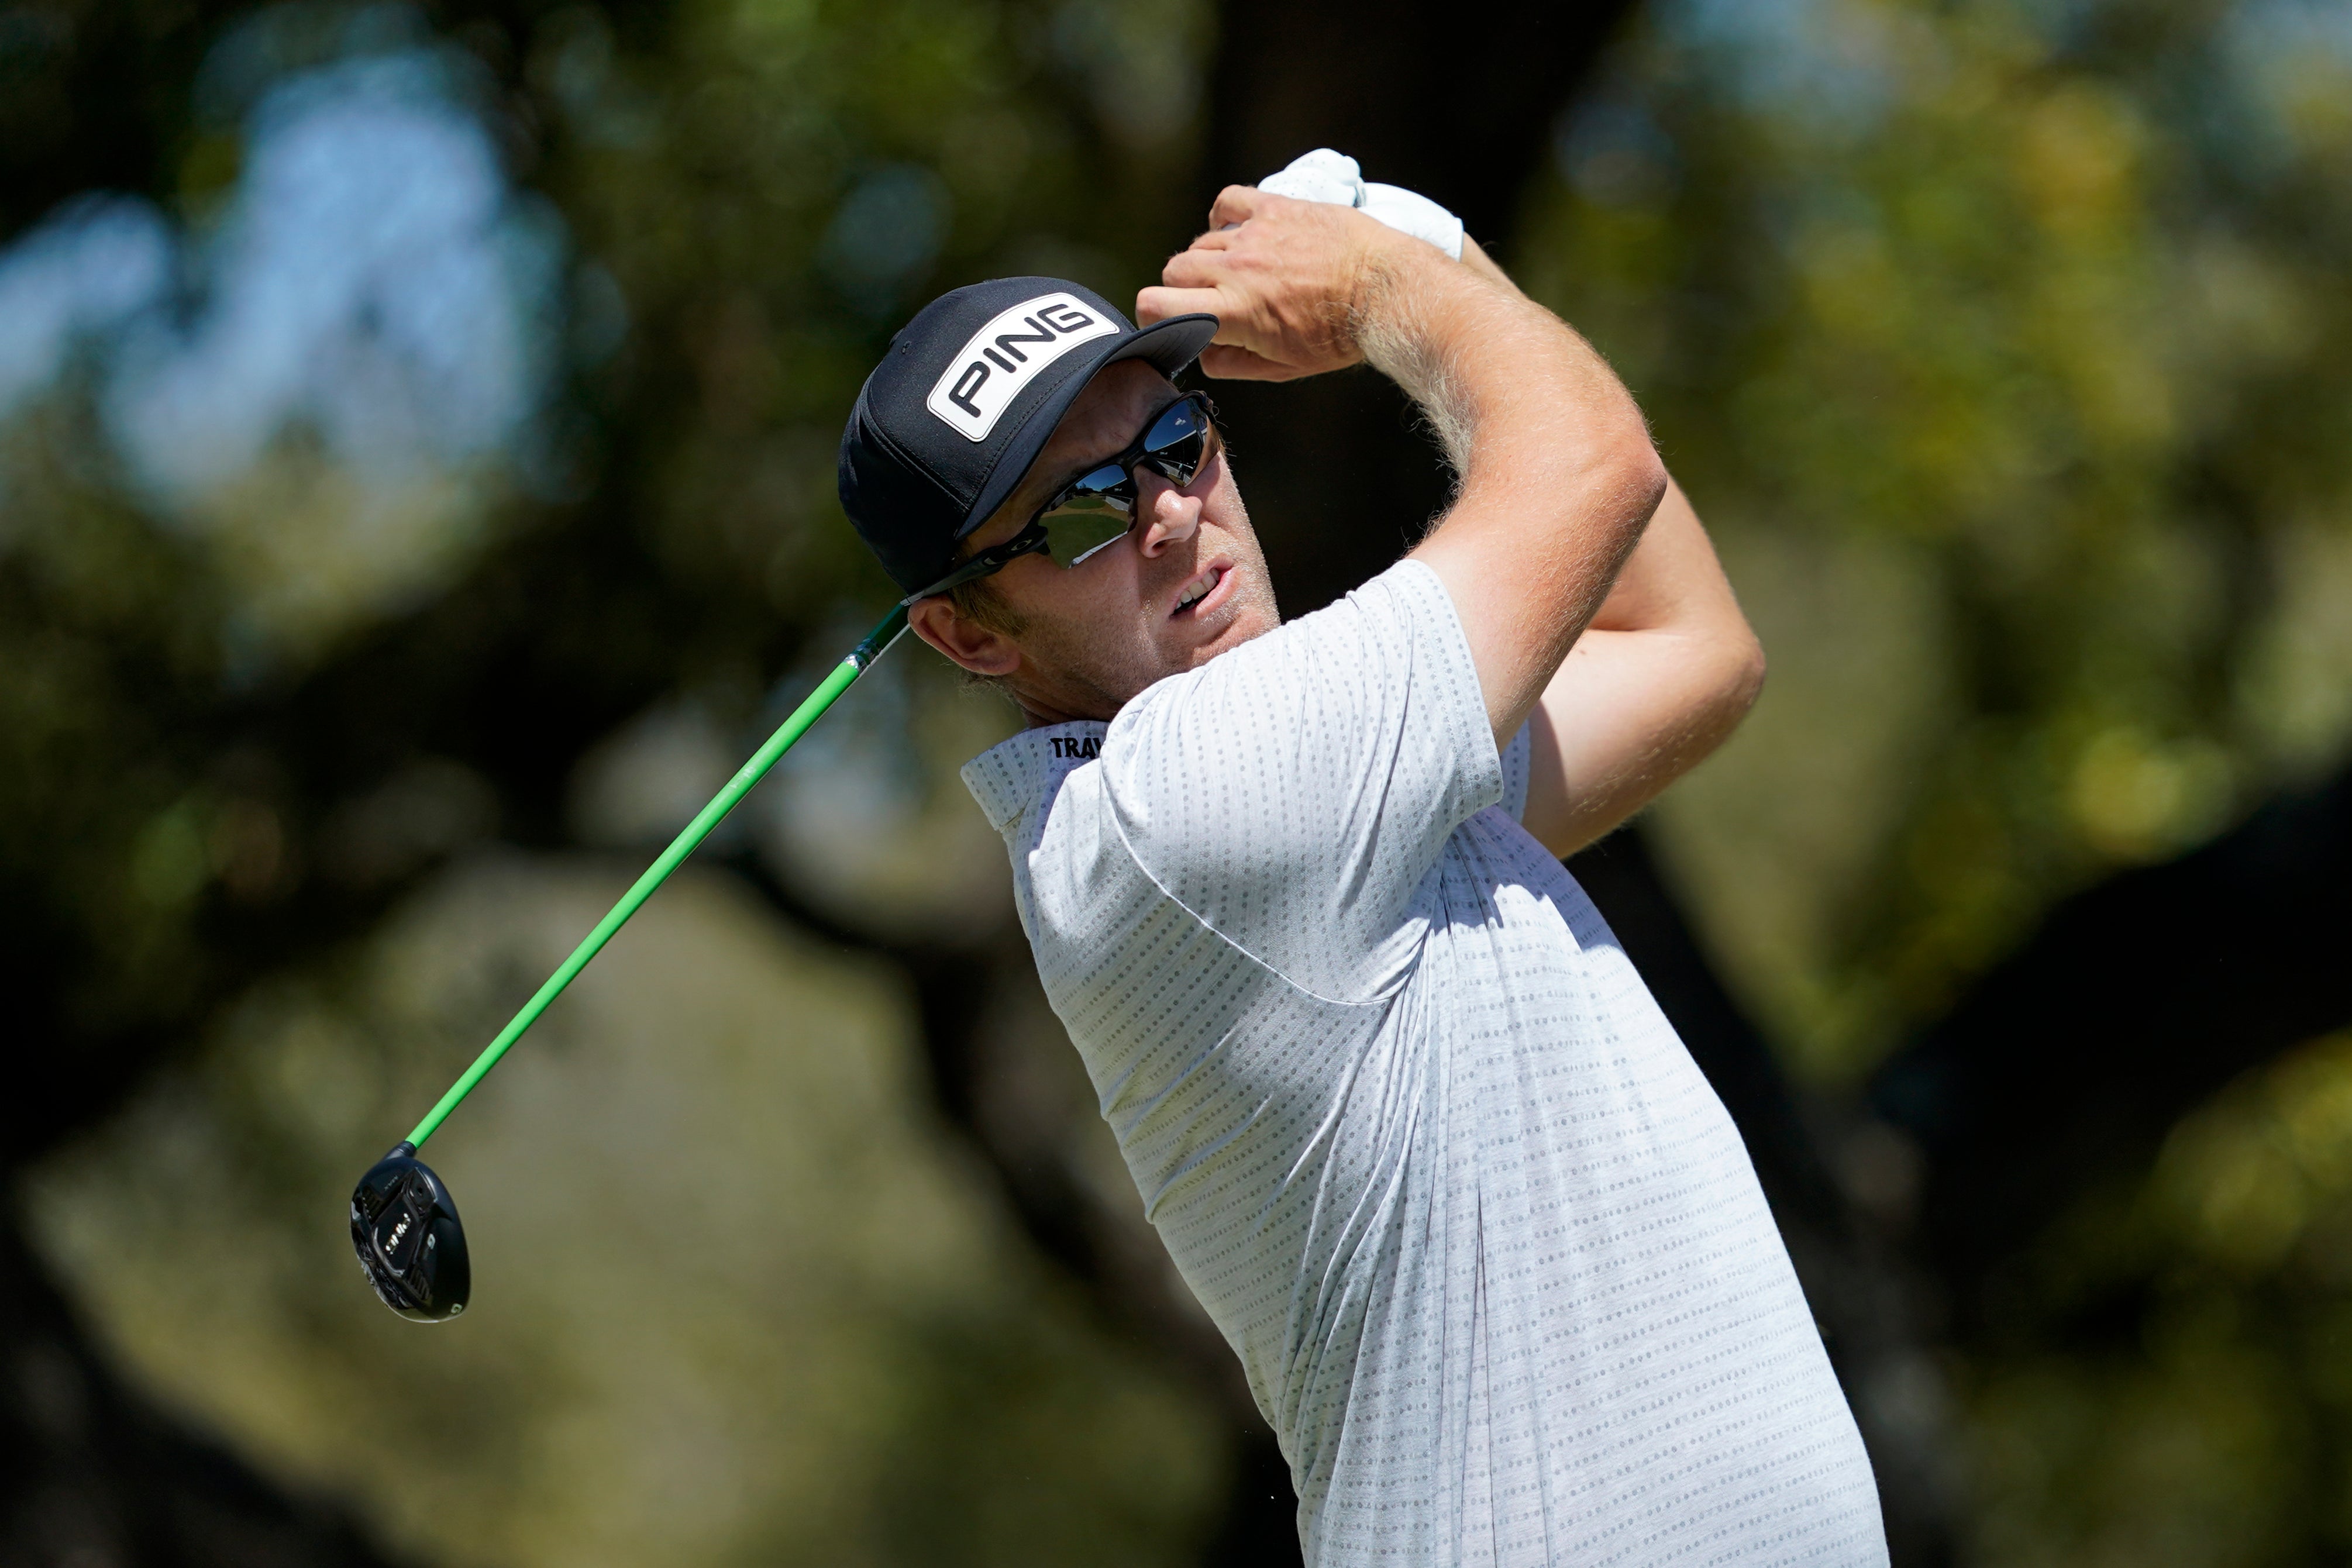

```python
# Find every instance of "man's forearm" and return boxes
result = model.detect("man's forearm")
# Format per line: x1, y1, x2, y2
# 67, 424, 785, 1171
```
1387, 250, 1761, 853
1353, 243, 1637, 498
1344, 250, 1507, 477
1135, 190, 1667, 743
1370, 244, 1668, 746
1516, 481, 1765, 854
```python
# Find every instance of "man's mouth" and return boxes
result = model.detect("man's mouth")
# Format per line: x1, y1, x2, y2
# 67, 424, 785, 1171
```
1171, 563, 1230, 619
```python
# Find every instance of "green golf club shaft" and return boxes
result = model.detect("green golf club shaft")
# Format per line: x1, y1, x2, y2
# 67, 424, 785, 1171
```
405, 604, 911, 1150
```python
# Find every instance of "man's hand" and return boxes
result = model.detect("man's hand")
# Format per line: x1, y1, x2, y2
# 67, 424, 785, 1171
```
1137, 185, 1430, 382
1149, 179, 1683, 787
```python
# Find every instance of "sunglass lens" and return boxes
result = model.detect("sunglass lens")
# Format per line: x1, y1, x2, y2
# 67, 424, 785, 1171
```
1040, 499, 1132, 567
1142, 399, 1209, 484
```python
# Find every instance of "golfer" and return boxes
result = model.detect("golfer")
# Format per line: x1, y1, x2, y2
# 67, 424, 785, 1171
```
837, 182, 1888, 1563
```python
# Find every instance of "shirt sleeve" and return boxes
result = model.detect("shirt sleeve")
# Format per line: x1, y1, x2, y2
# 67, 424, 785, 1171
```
1097, 558, 1500, 1001
1499, 721, 1533, 823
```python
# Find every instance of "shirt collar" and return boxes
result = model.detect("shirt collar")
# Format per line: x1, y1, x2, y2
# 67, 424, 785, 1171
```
960, 720, 1111, 838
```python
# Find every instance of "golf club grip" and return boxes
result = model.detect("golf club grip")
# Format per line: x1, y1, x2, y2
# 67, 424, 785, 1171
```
404, 605, 912, 1149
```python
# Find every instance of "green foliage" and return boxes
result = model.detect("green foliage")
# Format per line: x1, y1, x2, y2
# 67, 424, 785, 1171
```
15, 0, 2352, 1556
0, 0, 1211, 1066
1520, 0, 2352, 1076
1962, 1031, 2352, 1561
2, 0, 1224, 1558
532, 0, 1205, 636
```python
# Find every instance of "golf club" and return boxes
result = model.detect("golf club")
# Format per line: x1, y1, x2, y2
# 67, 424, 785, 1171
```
350, 604, 910, 1321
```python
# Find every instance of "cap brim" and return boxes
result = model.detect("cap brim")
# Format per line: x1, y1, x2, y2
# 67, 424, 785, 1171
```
956, 312, 1221, 545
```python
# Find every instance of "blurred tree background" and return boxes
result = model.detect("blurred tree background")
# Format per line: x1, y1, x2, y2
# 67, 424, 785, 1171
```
3, 0, 2351, 1561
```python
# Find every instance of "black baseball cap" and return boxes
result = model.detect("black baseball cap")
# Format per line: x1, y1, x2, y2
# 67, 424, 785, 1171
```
838, 277, 1218, 597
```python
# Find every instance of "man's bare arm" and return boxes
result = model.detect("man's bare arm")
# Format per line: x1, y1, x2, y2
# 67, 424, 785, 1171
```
1519, 479, 1765, 856
1455, 239, 1763, 850
1138, 187, 1668, 746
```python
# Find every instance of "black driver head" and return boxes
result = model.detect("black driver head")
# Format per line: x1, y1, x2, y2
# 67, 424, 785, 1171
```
349, 1142, 471, 1322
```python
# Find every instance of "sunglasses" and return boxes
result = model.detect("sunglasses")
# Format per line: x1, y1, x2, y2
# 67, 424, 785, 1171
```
908, 392, 1221, 602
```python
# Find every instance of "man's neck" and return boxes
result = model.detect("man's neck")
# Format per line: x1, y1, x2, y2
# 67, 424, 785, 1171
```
1009, 674, 1125, 729
1021, 700, 1111, 729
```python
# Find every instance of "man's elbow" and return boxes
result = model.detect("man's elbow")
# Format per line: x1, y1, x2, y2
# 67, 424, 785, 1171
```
1711, 622, 1767, 735
1615, 441, 1671, 546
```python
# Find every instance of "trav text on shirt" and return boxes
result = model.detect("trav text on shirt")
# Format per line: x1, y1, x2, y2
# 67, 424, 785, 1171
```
1049, 735, 1103, 760
926, 293, 1120, 441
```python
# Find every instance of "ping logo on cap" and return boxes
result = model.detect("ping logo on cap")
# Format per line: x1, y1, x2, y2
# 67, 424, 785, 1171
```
926, 292, 1119, 441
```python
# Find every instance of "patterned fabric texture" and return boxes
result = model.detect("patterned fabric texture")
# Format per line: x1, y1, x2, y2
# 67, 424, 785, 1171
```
962, 560, 1888, 1566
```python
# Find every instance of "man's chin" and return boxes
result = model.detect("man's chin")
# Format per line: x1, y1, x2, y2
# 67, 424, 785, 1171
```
1170, 601, 1274, 671
1020, 590, 1279, 723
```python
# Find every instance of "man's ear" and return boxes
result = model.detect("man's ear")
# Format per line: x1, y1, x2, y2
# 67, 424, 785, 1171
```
908, 596, 1022, 677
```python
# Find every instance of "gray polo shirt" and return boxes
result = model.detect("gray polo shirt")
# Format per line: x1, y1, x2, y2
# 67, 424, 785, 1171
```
962, 559, 1886, 1565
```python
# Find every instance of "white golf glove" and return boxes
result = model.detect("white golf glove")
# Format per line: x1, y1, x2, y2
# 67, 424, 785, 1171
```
1256, 148, 1465, 261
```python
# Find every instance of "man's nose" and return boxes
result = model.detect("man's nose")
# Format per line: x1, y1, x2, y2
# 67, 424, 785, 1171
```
1135, 474, 1201, 556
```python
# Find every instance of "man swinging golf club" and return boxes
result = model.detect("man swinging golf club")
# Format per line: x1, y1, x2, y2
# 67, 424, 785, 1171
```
836, 160, 1889, 1563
